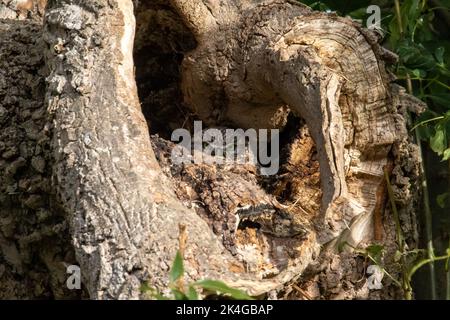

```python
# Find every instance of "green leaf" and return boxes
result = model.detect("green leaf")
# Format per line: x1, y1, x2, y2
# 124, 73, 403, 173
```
437, 193, 449, 209
443, 148, 450, 161
430, 128, 447, 155
397, 41, 437, 72
171, 288, 188, 300
435, 47, 445, 65
366, 244, 385, 265
186, 286, 200, 300
405, 0, 421, 32
389, 18, 401, 47
301, 1, 330, 11
394, 250, 402, 262
170, 251, 184, 283
140, 281, 151, 293
346, 7, 368, 21
337, 240, 348, 253
140, 282, 170, 300
438, 66, 450, 77
424, 93, 450, 108
194, 280, 254, 300
411, 68, 426, 78
153, 292, 170, 300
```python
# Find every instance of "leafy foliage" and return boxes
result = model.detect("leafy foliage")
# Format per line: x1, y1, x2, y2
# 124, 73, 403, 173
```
169, 251, 184, 283
141, 250, 254, 300
365, 244, 385, 265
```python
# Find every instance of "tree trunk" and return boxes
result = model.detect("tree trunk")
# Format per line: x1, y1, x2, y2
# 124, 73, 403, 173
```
0, 0, 423, 299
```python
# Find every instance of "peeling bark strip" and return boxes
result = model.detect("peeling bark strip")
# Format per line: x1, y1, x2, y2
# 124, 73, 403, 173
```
40, 0, 421, 299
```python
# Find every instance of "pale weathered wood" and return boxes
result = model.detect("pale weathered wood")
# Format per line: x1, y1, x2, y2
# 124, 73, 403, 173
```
175, 0, 398, 247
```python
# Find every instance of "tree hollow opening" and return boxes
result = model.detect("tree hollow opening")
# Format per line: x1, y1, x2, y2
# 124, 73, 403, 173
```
133, 1, 322, 265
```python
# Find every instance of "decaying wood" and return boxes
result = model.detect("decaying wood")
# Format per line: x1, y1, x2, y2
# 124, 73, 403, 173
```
0, 0, 423, 299
170, 0, 400, 249
42, 0, 317, 299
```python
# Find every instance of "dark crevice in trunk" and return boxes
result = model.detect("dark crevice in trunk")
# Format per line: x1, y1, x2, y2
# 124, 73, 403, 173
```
134, 0, 196, 140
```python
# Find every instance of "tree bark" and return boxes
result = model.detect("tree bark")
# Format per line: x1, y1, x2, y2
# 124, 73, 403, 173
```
0, 0, 423, 299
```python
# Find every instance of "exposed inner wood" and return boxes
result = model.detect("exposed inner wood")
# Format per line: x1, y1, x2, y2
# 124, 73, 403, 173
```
131, 0, 418, 298
0, 0, 423, 299
137, 0, 323, 283
165, 0, 398, 249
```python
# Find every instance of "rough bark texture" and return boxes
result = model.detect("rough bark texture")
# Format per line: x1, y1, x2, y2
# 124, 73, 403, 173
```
0, 1, 80, 299
0, 0, 423, 299
42, 0, 317, 299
